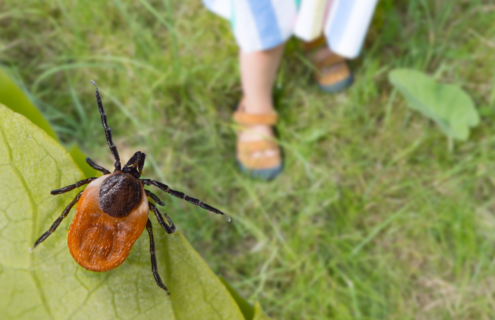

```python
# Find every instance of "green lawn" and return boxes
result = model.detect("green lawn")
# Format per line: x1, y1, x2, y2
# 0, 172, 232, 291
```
1, 0, 495, 319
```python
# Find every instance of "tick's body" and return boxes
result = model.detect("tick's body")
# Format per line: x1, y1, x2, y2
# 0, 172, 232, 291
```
68, 172, 148, 272
32, 80, 230, 294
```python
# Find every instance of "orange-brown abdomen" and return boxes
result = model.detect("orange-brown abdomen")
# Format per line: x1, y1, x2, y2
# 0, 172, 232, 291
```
68, 173, 149, 272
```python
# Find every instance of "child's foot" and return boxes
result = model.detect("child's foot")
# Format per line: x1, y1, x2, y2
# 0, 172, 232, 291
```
233, 101, 283, 180
303, 37, 353, 93
312, 47, 353, 93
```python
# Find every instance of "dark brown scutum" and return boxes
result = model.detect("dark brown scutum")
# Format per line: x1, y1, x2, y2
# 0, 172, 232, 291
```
99, 173, 142, 217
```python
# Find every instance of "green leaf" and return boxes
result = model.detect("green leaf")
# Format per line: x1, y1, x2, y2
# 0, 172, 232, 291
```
0, 68, 58, 140
220, 276, 255, 320
67, 143, 98, 179
0, 67, 95, 177
253, 302, 272, 320
162, 233, 245, 320
0, 104, 248, 319
219, 276, 272, 320
389, 68, 479, 140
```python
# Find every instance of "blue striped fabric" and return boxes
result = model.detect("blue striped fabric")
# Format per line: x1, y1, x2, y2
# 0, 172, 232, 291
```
327, 0, 354, 51
204, 0, 297, 52
246, 0, 283, 50
203, 0, 376, 57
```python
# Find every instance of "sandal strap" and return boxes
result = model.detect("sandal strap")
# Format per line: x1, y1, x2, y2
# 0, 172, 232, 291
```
237, 140, 281, 169
301, 35, 326, 53
238, 154, 281, 169
233, 110, 278, 125
313, 52, 345, 70
301, 35, 345, 69
316, 62, 350, 85
234, 100, 282, 170
238, 140, 279, 153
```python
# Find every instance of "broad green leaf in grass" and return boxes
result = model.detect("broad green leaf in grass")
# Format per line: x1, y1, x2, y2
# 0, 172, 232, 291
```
389, 68, 479, 141
0, 104, 248, 320
0, 68, 95, 178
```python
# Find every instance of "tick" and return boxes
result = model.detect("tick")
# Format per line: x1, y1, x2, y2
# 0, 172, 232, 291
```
31, 80, 230, 294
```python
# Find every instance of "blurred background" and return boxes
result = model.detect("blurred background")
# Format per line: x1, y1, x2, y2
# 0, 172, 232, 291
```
1, 0, 495, 319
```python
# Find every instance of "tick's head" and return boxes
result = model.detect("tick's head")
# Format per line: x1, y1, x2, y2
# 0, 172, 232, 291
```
122, 151, 146, 179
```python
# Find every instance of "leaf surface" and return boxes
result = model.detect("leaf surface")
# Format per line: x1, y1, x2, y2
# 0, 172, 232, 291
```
253, 302, 272, 320
162, 232, 245, 320
0, 68, 95, 178
220, 276, 255, 320
219, 276, 272, 320
0, 104, 247, 320
389, 68, 479, 140
0, 69, 58, 140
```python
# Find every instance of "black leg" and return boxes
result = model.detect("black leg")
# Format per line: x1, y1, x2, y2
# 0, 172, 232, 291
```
32, 191, 83, 249
86, 157, 110, 175
149, 202, 176, 234
146, 218, 169, 294
141, 179, 231, 222
145, 190, 166, 206
51, 177, 97, 195
90, 80, 121, 171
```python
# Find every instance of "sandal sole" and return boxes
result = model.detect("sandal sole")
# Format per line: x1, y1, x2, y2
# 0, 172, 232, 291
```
318, 73, 354, 94
237, 159, 283, 180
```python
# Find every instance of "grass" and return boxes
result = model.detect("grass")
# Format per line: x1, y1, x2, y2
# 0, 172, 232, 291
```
1, 0, 495, 319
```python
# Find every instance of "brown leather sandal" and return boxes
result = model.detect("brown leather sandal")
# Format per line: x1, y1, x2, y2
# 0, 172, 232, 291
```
233, 103, 283, 180
302, 36, 353, 93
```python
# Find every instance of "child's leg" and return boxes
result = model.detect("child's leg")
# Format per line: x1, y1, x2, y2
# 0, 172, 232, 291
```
240, 43, 285, 115
238, 43, 285, 155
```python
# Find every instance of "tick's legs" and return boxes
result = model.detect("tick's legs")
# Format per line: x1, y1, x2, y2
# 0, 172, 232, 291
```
146, 218, 169, 294
141, 179, 231, 222
51, 177, 98, 195
90, 80, 121, 171
149, 202, 176, 234
145, 190, 165, 206
86, 157, 110, 175
32, 191, 83, 249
